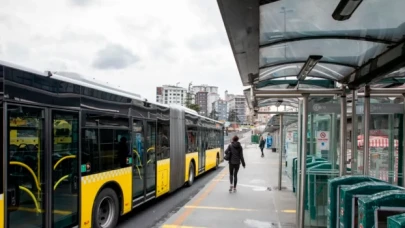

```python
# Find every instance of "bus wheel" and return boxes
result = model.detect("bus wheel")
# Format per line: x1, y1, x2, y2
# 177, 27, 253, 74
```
187, 163, 195, 187
92, 188, 119, 228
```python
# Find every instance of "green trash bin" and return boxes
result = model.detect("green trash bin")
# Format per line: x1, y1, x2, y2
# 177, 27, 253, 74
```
327, 175, 384, 228
293, 156, 316, 193
251, 135, 259, 144
306, 163, 340, 224
339, 181, 401, 228
305, 161, 329, 209
388, 213, 405, 227
358, 190, 405, 228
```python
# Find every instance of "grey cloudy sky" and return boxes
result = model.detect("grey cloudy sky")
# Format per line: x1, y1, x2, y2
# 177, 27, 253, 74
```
0, 0, 245, 101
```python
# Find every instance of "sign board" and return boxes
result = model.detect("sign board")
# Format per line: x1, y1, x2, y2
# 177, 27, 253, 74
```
356, 104, 404, 114
309, 102, 340, 114
317, 131, 330, 150
286, 131, 294, 143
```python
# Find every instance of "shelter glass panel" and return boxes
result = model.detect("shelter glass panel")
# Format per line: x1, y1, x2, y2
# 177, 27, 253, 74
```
259, 63, 355, 81
259, 39, 388, 68
259, 0, 405, 45
355, 98, 403, 185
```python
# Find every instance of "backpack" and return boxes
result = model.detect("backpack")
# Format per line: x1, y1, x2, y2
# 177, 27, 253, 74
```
224, 144, 231, 161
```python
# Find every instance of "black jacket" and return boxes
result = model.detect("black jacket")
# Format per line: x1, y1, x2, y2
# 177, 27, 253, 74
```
259, 139, 265, 148
225, 142, 246, 166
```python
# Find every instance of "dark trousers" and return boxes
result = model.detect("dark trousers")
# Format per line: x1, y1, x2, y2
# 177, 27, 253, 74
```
260, 147, 264, 155
229, 163, 240, 187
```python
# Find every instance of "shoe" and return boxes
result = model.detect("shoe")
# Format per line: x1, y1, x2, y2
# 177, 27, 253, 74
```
229, 186, 233, 192
233, 187, 237, 192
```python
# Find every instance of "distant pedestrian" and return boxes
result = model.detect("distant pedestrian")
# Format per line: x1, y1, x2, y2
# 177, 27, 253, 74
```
259, 136, 265, 157
224, 135, 246, 192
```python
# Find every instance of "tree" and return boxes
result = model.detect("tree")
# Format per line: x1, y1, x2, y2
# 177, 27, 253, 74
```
188, 104, 200, 112
228, 109, 240, 123
209, 109, 219, 120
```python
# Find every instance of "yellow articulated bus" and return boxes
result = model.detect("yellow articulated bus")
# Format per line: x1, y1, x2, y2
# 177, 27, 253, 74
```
0, 61, 224, 228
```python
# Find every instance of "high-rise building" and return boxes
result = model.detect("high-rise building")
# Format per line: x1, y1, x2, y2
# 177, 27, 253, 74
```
207, 92, 220, 114
191, 85, 219, 115
195, 91, 208, 116
224, 90, 236, 102
212, 99, 228, 121
156, 85, 187, 105
227, 95, 247, 124
192, 85, 218, 94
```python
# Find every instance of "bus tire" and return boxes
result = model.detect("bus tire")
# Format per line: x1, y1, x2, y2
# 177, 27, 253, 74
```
92, 188, 119, 228
186, 162, 195, 187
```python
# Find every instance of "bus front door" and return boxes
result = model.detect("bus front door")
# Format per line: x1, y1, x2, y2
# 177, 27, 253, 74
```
6, 105, 80, 228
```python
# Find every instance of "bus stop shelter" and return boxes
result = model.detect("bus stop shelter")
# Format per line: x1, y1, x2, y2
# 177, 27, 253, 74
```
217, 0, 405, 227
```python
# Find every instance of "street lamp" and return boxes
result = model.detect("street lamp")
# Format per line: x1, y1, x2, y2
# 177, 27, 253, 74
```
280, 7, 294, 59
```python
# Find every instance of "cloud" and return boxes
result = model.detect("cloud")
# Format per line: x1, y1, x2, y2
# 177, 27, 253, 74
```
69, 0, 92, 6
0, 0, 243, 102
92, 44, 140, 70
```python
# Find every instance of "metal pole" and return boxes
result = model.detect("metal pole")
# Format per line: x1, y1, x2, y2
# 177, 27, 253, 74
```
339, 88, 347, 176
278, 114, 284, 190
402, 94, 405, 187
299, 94, 309, 228
351, 90, 357, 173
388, 114, 394, 184
310, 114, 314, 155
331, 113, 337, 165
296, 100, 302, 227
363, 86, 371, 175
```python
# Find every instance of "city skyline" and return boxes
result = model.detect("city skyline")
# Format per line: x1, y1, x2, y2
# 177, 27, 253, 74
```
155, 82, 248, 123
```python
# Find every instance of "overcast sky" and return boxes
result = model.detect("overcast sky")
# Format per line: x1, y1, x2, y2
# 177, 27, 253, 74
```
0, 0, 245, 101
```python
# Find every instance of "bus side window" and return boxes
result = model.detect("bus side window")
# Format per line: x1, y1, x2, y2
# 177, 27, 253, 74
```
157, 124, 170, 160
81, 129, 99, 174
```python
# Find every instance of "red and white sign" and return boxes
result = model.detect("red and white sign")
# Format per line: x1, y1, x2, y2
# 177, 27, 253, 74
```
286, 131, 294, 143
317, 131, 330, 150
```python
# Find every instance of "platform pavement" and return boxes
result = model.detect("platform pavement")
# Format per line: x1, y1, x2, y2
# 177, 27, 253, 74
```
160, 135, 297, 228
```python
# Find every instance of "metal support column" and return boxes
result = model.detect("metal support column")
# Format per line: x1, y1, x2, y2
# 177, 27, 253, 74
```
298, 94, 309, 228
402, 94, 405, 187
388, 113, 394, 184
278, 114, 284, 190
330, 113, 337, 165
363, 86, 371, 175
339, 88, 347, 176
351, 90, 357, 173
296, 100, 302, 227
310, 114, 314, 155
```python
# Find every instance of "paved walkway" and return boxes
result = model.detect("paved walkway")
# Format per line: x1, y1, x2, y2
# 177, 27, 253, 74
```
161, 133, 297, 228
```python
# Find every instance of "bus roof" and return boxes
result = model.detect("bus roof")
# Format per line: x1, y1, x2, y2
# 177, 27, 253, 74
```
0, 59, 223, 125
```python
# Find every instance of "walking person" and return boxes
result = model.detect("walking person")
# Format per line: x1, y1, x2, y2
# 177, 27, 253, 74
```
259, 136, 265, 157
224, 135, 246, 192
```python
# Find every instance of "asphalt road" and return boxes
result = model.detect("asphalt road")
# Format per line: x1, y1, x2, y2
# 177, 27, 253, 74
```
117, 132, 251, 228
224, 129, 250, 143
117, 166, 225, 228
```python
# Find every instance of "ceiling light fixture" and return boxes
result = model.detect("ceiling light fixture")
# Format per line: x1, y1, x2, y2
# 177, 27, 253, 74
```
297, 55, 323, 81
332, 0, 363, 21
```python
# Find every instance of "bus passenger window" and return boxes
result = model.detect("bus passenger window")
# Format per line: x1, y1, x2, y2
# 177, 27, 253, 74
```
187, 130, 197, 153
116, 130, 131, 168
99, 129, 115, 171
81, 129, 99, 174
157, 124, 170, 160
